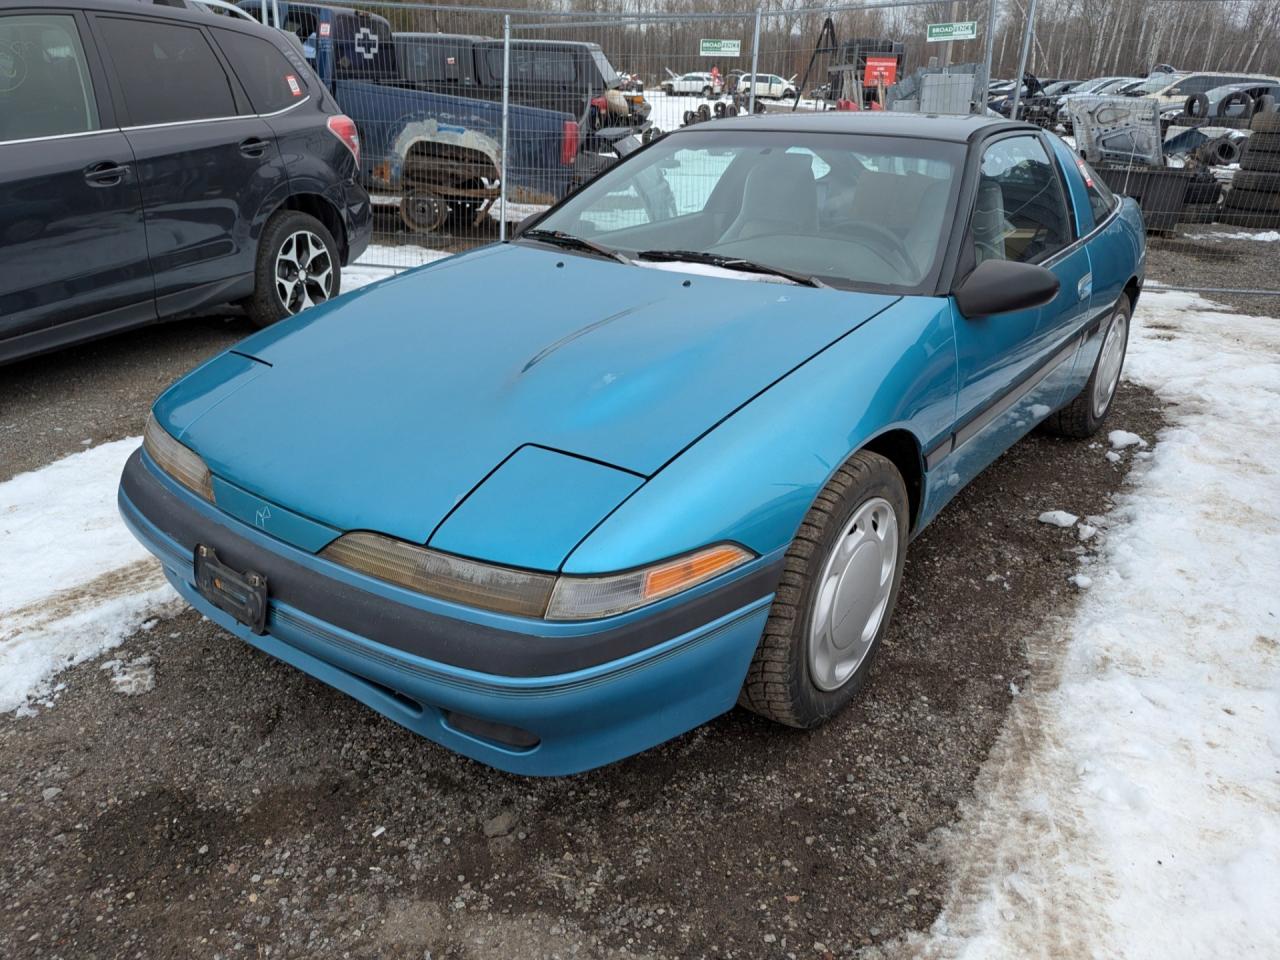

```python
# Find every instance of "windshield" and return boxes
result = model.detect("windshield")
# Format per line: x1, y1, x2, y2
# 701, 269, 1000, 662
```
1129, 74, 1181, 95
591, 48, 619, 87
527, 129, 963, 293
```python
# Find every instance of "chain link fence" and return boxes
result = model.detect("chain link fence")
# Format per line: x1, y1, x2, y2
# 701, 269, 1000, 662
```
235, 0, 1280, 294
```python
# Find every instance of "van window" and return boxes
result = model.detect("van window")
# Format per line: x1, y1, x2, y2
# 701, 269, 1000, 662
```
215, 28, 305, 114
98, 17, 236, 125
0, 14, 99, 142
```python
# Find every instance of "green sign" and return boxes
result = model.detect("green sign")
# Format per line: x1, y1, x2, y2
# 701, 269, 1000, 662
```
699, 39, 741, 57
926, 21, 978, 42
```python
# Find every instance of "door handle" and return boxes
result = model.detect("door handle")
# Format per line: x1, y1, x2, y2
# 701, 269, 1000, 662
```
84, 162, 128, 187
239, 137, 269, 158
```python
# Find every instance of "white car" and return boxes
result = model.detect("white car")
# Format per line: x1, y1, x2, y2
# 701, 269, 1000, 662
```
1123, 71, 1280, 106
738, 73, 796, 100
663, 72, 722, 97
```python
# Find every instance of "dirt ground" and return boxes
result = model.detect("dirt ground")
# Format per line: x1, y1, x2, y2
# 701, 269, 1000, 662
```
0, 304, 1167, 960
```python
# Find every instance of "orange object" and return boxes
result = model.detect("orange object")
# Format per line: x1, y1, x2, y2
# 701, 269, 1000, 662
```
643, 545, 752, 599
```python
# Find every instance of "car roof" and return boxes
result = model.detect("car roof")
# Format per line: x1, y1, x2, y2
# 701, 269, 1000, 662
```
695, 111, 1028, 143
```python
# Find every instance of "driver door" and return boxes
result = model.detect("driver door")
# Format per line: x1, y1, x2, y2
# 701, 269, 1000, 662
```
944, 133, 1090, 487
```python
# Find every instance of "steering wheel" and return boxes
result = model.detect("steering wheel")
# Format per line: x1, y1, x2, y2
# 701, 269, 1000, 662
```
830, 221, 919, 277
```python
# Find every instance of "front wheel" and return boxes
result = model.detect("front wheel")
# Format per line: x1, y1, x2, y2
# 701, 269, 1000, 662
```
739, 451, 909, 728
1044, 295, 1130, 437
243, 210, 340, 328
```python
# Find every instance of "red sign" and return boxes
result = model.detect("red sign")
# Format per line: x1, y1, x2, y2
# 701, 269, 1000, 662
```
864, 56, 898, 87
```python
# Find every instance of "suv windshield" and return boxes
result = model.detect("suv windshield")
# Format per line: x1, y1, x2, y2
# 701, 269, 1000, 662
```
1129, 74, 1181, 95
527, 129, 963, 293
591, 49, 619, 87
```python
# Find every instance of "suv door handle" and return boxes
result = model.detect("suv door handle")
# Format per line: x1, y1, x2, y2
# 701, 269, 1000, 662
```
239, 137, 269, 158
84, 162, 128, 187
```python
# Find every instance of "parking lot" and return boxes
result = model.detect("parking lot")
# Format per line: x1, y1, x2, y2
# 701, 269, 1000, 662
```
1, 313, 1163, 957
5, 0, 1280, 954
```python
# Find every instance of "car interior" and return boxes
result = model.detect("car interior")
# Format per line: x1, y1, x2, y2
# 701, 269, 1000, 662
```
538, 138, 964, 291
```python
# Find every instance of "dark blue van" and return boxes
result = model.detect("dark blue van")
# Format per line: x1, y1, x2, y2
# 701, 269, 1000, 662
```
0, 0, 372, 364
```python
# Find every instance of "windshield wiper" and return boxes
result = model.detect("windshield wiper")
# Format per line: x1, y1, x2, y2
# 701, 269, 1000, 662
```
636, 249, 827, 288
521, 229, 631, 264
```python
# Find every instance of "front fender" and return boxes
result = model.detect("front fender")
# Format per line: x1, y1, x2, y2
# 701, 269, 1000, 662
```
561, 297, 959, 574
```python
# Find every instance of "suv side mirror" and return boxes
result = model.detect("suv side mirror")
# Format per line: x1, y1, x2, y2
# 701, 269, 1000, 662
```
954, 259, 1061, 319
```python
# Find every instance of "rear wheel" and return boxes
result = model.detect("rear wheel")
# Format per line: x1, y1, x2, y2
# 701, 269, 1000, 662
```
243, 210, 340, 328
739, 451, 908, 728
1044, 295, 1129, 438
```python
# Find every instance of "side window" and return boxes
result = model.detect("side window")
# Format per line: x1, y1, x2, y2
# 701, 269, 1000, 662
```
0, 14, 99, 142
214, 29, 306, 114
972, 135, 1072, 265
1075, 156, 1116, 225
97, 17, 236, 126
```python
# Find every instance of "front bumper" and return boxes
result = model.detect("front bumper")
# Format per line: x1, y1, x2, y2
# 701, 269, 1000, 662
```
118, 450, 778, 775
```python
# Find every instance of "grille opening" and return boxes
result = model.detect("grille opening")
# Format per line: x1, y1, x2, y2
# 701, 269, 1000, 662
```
348, 671, 424, 717
444, 711, 540, 751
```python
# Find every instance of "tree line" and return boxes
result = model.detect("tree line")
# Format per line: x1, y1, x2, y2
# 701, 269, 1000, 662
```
368, 0, 1280, 87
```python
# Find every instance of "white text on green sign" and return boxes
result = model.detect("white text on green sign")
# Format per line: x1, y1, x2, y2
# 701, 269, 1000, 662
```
926, 21, 978, 42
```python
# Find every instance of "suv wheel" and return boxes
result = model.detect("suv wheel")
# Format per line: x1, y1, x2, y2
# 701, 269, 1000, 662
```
244, 210, 340, 328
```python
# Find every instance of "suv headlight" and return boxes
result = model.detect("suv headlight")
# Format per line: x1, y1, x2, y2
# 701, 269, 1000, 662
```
143, 413, 214, 501
320, 534, 754, 621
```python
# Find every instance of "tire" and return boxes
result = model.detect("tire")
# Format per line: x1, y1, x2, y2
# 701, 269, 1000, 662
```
242, 210, 340, 329
714, 101, 727, 118
696, 103, 712, 122
1224, 187, 1280, 213
1246, 131, 1280, 153
1231, 169, 1280, 192
701, 85, 712, 98
1251, 111, 1280, 133
1185, 92, 1209, 118
1218, 90, 1254, 119
1241, 149, 1280, 173
1183, 175, 1222, 205
784, 88, 796, 99
739, 451, 909, 728
1044, 296, 1129, 438
682, 109, 696, 127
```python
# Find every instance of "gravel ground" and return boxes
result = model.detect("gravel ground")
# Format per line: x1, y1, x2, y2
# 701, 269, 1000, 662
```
0, 338, 1166, 960
1146, 228, 1280, 318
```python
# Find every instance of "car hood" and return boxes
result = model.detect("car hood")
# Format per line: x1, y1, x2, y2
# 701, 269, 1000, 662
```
156, 243, 897, 548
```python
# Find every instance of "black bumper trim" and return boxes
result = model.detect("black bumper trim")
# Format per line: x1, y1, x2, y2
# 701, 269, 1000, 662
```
121, 450, 783, 678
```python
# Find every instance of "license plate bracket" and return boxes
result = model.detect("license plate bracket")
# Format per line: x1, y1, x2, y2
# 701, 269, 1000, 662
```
194, 545, 268, 635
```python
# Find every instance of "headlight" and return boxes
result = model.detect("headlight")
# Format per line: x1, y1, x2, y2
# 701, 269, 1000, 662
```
321, 531, 556, 618
546, 544, 754, 620
143, 412, 214, 501
319, 534, 754, 621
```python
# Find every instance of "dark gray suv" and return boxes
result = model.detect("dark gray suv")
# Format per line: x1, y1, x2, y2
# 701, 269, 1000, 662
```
0, 0, 372, 364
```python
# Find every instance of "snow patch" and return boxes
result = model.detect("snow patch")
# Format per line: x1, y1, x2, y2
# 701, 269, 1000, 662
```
914, 289, 1280, 958
1186, 230, 1280, 242
100, 655, 156, 696
0, 438, 180, 713
1108, 429, 1147, 449
1037, 510, 1078, 528
342, 243, 451, 292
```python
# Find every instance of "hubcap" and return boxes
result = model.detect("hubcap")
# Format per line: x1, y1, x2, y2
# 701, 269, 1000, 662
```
275, 230, 333, 315
1092, 307, 1128, 418
808, 497, 899, 692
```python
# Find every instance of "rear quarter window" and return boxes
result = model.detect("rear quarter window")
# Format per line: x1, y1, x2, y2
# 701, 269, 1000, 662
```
215, 28, 307, 114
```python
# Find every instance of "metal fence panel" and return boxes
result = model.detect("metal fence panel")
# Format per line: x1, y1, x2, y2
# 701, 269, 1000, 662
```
234, 0, 1280, 294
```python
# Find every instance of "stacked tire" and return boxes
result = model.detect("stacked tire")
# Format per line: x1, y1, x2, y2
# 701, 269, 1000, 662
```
1220, 112, 1280, 228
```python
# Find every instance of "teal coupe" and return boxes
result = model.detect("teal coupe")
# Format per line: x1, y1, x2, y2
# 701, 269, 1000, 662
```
120, 113, 1144, 774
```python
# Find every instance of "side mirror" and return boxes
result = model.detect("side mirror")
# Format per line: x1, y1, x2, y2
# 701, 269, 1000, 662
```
953, 259, 1061, 319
